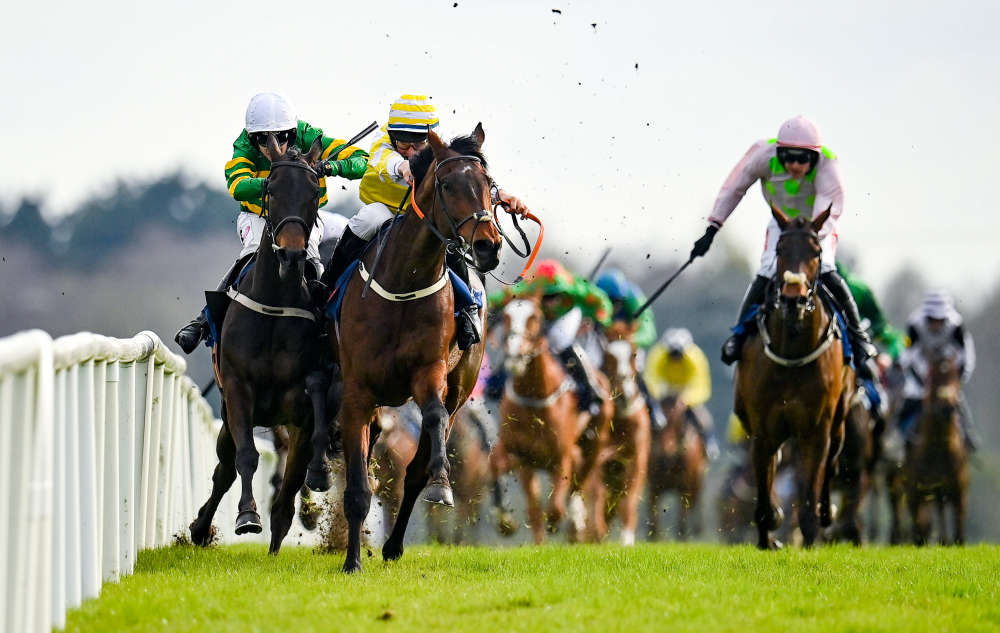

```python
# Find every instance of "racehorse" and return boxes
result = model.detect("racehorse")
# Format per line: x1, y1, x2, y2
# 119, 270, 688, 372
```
905, 346, 969, 545
190, 135, 333, 553
588, 321, 650, 545
328, 126, 502, 572
734, 205, 853, 549
646, 395, 705, 540
489, 296, 612, 544
270, 426, 322, 531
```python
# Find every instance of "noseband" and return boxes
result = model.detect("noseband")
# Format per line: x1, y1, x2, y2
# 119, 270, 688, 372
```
260, 159, 320, 250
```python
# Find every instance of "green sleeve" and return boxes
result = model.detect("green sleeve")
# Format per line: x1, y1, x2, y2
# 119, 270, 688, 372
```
330, 151, 368, 180
225, 133, 266, 205
573, 280, 612, 326
623, 292, 656, 348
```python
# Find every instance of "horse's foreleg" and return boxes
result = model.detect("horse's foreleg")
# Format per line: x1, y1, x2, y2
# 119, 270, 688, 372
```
521, 467, 545, 544
223, 386, 261, 535
620, 447, 648, 546
646, 487, 661, 542
304, 370, 333, 492
798, 431, 831, 548
412, 364, 453, 505
383, 432, 432, 561
955, 487, 967, 546
269, 426, 311, 554
821, 412, 846, 530
340, 395, 374, 573
190, 422, 237, 546
751, 437, 780, 550
547, 454, 574, 534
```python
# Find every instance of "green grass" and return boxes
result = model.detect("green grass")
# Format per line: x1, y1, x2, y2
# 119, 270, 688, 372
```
65, 543, 1000, 633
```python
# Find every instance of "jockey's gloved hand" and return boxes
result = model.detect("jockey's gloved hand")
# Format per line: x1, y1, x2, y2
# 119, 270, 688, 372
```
690, 225, 718, 259
315, 160, 341, 178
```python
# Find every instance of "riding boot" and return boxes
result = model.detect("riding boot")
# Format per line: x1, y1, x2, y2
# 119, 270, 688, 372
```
685, 406, 720, 461
558, 345, 602, 415
304, 260, 330, 311
484, 368, 507, 401
821, 270, 877, 380
446, 250, 483, 350
174, 256, 248, 354
721, 275, 769, 365
320, 227, 368, 289
958, 394, 979, 453
636, 374, 666, 430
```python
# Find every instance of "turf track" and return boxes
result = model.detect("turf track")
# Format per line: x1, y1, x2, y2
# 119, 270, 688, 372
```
65, 543, 1000, 633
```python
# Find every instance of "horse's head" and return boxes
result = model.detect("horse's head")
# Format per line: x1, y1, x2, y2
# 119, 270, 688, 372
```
603, 321, 639, 385
262, 134, 323, 280
772, 203, 830, 322
411, 124, 503, 271
502, 297, 544, 375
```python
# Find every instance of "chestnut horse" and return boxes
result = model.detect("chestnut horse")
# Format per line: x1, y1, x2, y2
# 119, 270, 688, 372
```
905, 346, 969, 545
327, 126, 502, 572
489, 296, 612, 544
646, 395, 705, 540
734, 206, 853, 549
190, 136, 332, 553
588, 321, 650, 545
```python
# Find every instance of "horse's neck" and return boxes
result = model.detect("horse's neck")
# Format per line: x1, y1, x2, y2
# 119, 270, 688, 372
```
767, 299, 828, 358
368, 199, 447, 292
244, 234, 306, 305
512, 344, 566, 398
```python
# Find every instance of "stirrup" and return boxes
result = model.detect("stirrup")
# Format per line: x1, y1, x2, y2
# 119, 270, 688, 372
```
456, 307, 482, 350
721, 334, 742, 365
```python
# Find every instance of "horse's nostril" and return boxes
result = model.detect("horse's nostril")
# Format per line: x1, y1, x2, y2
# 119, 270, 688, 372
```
473, 239, 498, 256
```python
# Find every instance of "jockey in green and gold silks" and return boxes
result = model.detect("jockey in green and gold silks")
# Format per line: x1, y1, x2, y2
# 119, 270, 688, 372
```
836, 261, 905, 361
174, 92, 369, 354
487, 259, 611, 414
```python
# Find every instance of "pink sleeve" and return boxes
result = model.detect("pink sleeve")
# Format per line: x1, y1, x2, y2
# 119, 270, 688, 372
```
812, 157, 844, 238
708, 140, 772, 227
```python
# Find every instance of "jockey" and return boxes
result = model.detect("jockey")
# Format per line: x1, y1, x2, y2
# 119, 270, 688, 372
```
690, 115, 877, 378
174, 92, 368, 354
897, 290, 978, 450
322, 94, 531, 350
594, 268, 665, 427
487, 259, 613, 414
644, 328, 720, 460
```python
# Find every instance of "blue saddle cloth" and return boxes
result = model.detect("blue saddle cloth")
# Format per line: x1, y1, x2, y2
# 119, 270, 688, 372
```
202, 258, 256, 348
730, 296, 853, 367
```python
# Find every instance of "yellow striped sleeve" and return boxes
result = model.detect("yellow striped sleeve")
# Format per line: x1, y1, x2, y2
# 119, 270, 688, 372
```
225, 157, 254, 170
241, 201, 263, 215
228, 175, 251, 196
227, 167, 253, 179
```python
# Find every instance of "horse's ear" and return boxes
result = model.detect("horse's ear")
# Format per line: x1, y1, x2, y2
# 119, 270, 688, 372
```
811, 204, 832, 233
472, 122, 485, 147
770, 201, 790, 229
305, 136, 324, 165
428, 129, 449, 160
266, 133, 282, 159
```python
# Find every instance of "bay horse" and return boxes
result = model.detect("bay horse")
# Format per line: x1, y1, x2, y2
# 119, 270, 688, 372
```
489, 296, 612, 544
830, 388, 874, 545
646, 395, 705, 540
328, 125, 502, 572
190, 135, 333, 553
734, 205, 853, 549
905, 346, 968, 545
588, 321, 650, 545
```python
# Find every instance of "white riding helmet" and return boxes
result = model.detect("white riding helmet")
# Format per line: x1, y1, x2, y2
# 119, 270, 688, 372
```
662, 328, 693, 354
922, 290, 958, 321
776, 115, 822, 150
245, 92, 297, 133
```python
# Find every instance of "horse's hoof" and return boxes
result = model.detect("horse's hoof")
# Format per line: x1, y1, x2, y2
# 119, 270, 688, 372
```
298, 500, 321, 531
422, 482, 454, 507
772, 505, 785, 530
342, 558, 363, 574
305, 467, 331, 493
770, 538, 784, 550
498, 513, 518, 537
235, 510, 263, 535
189, 522, 217, 547
383, 541, 404, 561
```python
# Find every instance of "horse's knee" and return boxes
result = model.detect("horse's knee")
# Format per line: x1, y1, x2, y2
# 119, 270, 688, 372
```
235, 448, 259, 475
344, 482, 372, 522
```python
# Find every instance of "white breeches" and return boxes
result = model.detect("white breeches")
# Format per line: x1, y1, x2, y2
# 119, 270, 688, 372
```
346, 202, 395, 241
547, 307, 582, 354
236, 211, 324, 277
757, 217, 837, 278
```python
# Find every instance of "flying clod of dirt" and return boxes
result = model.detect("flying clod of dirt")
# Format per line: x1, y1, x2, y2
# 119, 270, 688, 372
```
552, 8, 562, 14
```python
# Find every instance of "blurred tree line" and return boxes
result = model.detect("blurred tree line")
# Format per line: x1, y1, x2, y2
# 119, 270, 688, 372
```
2, 174, 998, 540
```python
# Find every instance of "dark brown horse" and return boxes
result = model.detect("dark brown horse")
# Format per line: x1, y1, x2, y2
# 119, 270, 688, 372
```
646, 395, 705, 540
489, 295, 612, 544
190, 136, 332, 553
830, 388, 874, 545
328, 126, 502, 572
589, 321, 650, 545
906, 346, 969, 545
734, 205, 853, 549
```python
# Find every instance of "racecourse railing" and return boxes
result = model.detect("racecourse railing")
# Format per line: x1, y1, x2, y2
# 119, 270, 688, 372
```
0, 329, 277, 633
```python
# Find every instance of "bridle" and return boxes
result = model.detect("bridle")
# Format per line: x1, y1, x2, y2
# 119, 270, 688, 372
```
769, 228, 822, 314
259, 159, 320, 250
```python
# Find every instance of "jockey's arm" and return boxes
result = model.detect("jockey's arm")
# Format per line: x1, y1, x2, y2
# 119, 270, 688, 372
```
679, 346, 712, 407
299, 122, 369, 180
708, 140, 772, 228
957, 325, 976, 381
811, 155, 844, 234
624, 293, 657, 348
496, 189, 531, 218
225, 144, 265, 206
642, 345, 671, 401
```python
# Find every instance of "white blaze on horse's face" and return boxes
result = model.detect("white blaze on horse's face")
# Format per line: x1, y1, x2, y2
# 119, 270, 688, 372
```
503, 300, 539, 375
607, 340, 633, 380
781, 269, 809, 298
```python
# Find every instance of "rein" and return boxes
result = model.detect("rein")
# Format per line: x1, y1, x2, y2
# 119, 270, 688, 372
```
504, 376, 575, 408
756, 287, 837, 368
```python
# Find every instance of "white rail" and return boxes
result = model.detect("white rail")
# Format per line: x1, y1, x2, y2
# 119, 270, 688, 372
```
0, 330, 276, 633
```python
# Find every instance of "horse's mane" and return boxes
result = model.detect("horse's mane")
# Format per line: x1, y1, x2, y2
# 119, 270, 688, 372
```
410, 134, 488, 187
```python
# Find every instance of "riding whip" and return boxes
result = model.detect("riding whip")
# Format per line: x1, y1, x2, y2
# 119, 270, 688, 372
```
587, 247, 612, 281
630, 256, 694, 319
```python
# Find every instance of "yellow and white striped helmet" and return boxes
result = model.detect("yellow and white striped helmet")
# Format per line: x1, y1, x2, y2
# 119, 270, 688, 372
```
386, 94, 439, 137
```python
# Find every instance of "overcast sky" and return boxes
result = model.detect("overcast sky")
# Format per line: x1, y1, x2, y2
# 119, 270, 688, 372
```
4, 0, 998, 307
